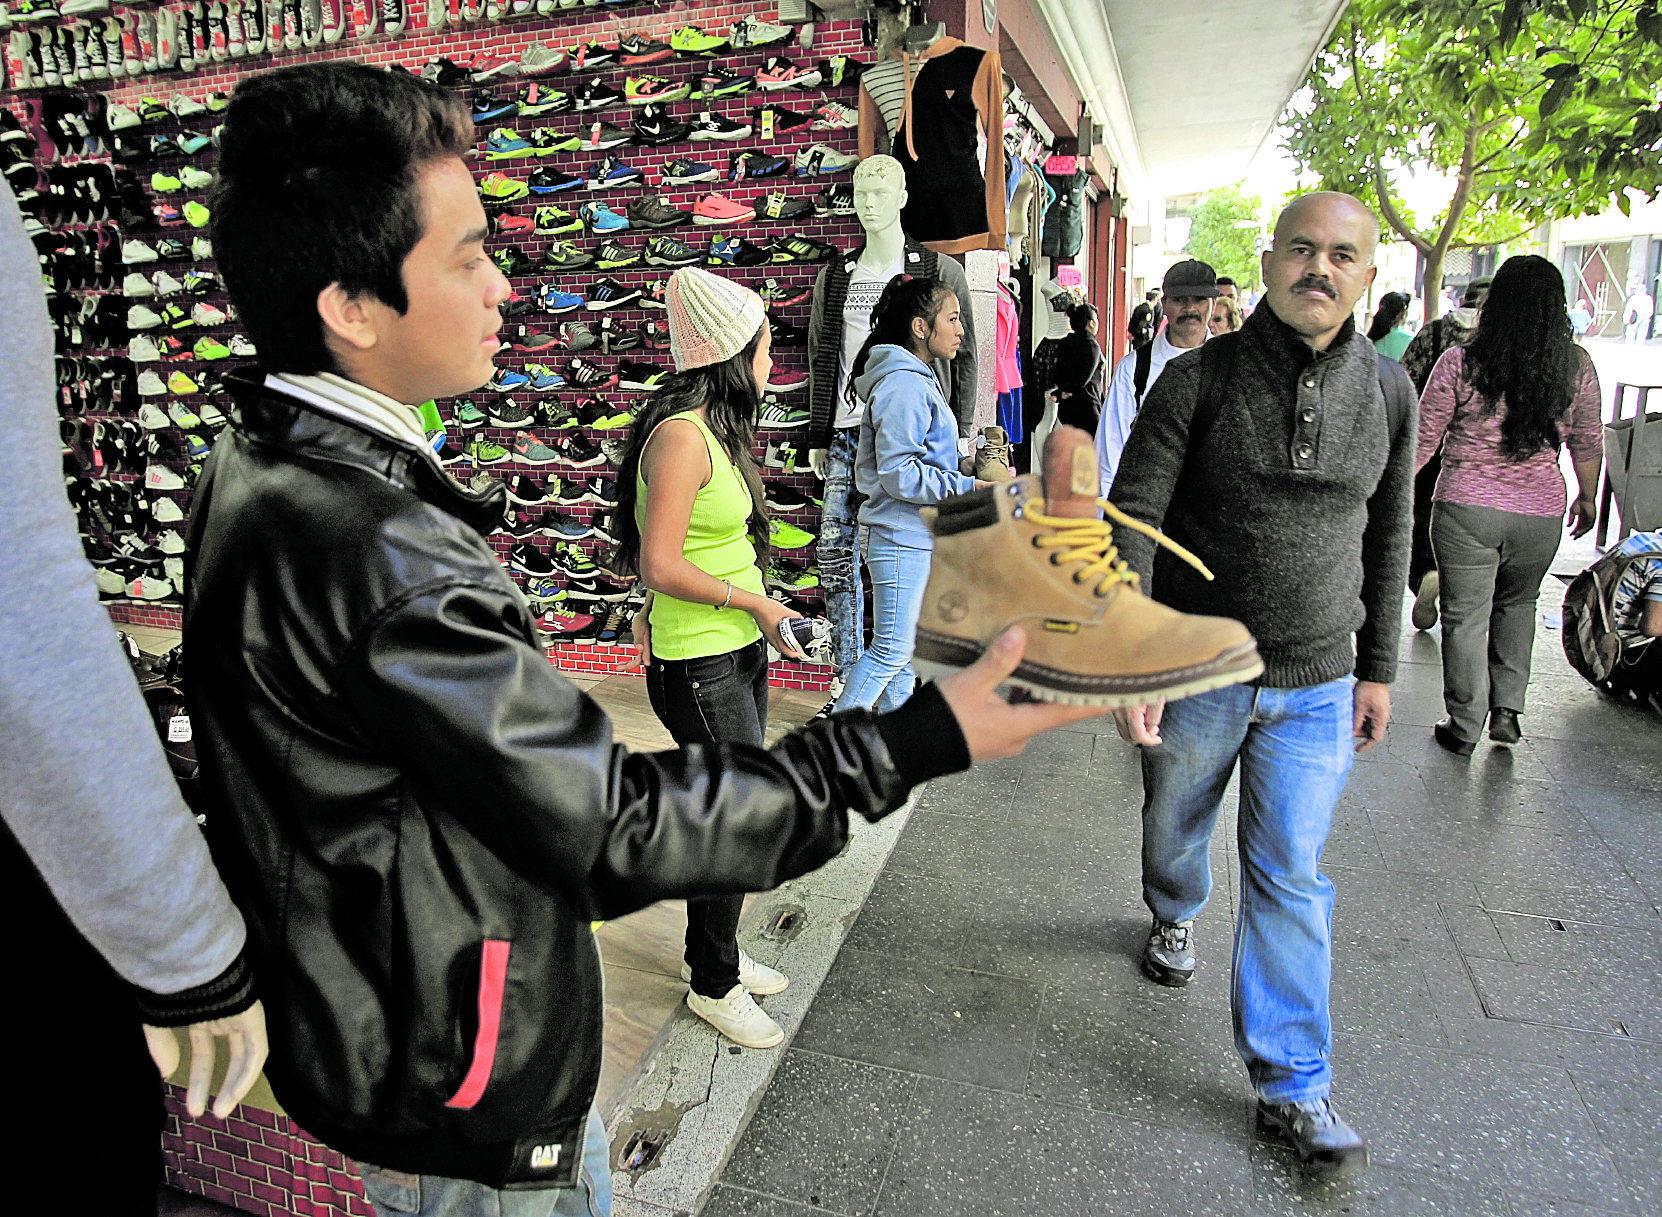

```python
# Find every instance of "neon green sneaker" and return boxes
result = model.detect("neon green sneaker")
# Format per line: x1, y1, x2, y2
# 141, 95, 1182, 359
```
192, 335, 231, 360
464, 435, 509, 465
182, 201, 211, 228
151, 170, 183, 193
670, 24, 728, 56
479, 171, 530, 202
590, 406, 635, 429
624, 75, 690, 105
533, 205, 583, 235
769, 518, 814, 550
530, 127, 584, 155
166, 370, 200, 396
766, 561, 820, 590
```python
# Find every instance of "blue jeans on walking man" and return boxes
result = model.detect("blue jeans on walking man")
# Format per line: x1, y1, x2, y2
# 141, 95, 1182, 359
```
1140, 676, 1356, 1103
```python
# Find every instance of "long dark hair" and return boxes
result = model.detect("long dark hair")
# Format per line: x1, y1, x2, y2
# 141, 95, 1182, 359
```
844, 275, 955, 409
1366, 291, 1410, 342
611, 326, 769, 576
1461, 255, 1583, 461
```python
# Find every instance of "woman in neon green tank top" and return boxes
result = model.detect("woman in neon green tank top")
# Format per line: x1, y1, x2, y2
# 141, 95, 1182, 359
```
613, 268, 806, 1050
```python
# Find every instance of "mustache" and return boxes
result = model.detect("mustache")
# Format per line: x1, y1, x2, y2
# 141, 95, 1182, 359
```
1291, 276, 1338, 299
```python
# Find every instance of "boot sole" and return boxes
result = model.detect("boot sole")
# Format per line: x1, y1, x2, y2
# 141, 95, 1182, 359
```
913, 630, 1264, 708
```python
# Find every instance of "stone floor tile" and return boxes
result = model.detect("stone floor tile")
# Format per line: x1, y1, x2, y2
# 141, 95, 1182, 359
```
1247, 1149, 1514, 1216
717, 1051, 915, 1217
910, 767, 1020, 820
1465, 955, 1662, 1042
1026, 981, 1254, 1141
1568, 1075, 1662, 1215
700, 1186, 846, 1216
790, 947, 1043, 1092
1474, 882, 1662, 929
874, 1078, 1253, 1217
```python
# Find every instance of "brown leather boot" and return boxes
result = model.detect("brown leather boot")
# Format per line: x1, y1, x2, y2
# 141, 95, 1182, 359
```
912, 426, 1263, 706
974, 425, 1013, 480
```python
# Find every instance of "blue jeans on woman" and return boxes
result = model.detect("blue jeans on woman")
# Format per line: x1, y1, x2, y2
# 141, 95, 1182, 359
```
1139, 677, 1356, 1104
832, 529, 931, 713
646, 638, 769, 998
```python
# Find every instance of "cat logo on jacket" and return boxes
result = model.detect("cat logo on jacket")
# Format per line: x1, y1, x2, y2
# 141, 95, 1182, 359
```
530, 1144, 562, 1170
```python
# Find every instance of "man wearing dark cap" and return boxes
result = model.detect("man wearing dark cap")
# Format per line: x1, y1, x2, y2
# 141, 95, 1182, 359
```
1106, 193, 1417, 1178
1094, 258, 1218, 496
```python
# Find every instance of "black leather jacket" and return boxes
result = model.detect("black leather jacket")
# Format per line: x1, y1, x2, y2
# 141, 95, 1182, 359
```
184, 373, 967, 1188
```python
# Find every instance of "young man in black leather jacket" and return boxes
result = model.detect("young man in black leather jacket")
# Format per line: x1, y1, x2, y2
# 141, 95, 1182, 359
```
188, 63, 1095, 1216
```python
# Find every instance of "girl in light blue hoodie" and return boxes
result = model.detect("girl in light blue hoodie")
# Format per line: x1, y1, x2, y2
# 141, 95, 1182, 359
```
834, 276, 981, 712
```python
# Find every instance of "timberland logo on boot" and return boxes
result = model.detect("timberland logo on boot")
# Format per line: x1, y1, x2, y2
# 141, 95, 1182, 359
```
936, 590, 968, 623
530, 1144, 562, 1169
1042, 619, 1080, 633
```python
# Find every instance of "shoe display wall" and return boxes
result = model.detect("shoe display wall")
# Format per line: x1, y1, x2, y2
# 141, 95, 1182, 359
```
9, 1, 863, 685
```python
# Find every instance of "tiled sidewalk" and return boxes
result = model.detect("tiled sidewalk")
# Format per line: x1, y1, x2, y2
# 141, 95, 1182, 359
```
704, 592, 1662, 1216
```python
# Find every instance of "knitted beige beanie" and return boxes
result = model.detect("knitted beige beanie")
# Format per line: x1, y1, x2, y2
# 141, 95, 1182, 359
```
665, 266, 766, 371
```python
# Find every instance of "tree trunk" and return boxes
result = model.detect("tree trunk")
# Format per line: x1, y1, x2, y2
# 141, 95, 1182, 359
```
1421, 245, 1447, 319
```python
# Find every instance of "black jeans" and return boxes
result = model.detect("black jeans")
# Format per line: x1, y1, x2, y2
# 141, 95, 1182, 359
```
646, 638, 769, 998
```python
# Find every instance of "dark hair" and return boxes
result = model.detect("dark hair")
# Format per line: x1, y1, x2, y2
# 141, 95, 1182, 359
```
1068, 302, 1098, 333
209, 62, 473, 374
1145, 289, 1160, 300
1461, 255, 1583, 461
611, 327, 769, 576
1462, 276, 1493, 307
1215, 276, 1236, 287
1366, 291, 1411, 342
845, 275, 955, 408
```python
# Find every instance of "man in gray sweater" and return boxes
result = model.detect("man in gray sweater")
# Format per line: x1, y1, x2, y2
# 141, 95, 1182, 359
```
1108, 192, 1414, 1178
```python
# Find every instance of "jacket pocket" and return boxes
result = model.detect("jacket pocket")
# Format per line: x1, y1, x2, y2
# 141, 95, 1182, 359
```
445, 939, 511, 1110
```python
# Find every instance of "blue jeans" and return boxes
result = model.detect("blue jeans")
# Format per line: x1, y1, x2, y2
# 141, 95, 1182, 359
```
646, 638, 769, 998
817, 426, 864, 686
1139, 677, 1356, 1104
356, 1107, 612, 1216
833, 529, 930, 713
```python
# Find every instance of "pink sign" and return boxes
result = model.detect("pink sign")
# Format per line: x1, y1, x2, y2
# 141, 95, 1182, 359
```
1044, 155, 1078, 175
1055, 266, 1083, 287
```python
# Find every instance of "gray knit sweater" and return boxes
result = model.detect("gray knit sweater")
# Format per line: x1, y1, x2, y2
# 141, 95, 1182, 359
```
1109, 303, 1413, 688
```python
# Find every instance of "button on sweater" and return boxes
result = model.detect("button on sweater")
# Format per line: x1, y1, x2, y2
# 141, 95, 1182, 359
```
1109, 302, 1415, 689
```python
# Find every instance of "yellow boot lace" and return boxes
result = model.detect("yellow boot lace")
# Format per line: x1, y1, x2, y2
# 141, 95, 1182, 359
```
1023, 499, 1214, 596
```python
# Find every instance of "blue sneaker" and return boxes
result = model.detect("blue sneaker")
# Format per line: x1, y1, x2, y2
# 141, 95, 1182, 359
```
537, 283, 585, 313
662, 156, 720, 186
523, 363, 567, 390
522, 575, 565, 602
706, 236, 740, 266
486, 367, 530, 392
471, 90, 518, 122
183, 431, 212, 458
587, 154, 644, 191
581, 201, 631, 233
483, 128, 534, 158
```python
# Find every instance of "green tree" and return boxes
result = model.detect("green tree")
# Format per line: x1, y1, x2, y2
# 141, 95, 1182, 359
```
1186, 185, 1265, 288
1281, 0, 1662, 304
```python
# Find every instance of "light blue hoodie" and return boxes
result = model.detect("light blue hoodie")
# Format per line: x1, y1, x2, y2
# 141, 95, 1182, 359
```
852, 344, 976, 548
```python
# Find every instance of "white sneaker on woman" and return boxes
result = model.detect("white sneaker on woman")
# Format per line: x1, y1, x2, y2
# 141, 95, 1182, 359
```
680, 948, 788, 995
685, 984, 784, 1049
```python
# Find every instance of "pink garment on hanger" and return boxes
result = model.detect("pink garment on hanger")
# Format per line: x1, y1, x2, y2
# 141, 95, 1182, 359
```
994, 284, 1022, 393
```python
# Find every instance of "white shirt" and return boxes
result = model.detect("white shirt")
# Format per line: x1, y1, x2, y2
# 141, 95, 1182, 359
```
1094, 329, 1203, 499
834, 253, 904, 430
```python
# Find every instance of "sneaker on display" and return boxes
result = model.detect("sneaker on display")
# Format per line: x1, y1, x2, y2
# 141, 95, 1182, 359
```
910, 426, 1264, 708
661, 156, 719, 187
689, 110, 751, 141
691, 192, 754, 226
793, 142, 859, 175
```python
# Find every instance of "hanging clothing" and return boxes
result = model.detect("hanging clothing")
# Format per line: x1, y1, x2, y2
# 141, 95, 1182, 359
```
997, 385, 1025, 444
1041, 166, 1088, 259
994, 282, 1022, 394
858, 38, 1006, 255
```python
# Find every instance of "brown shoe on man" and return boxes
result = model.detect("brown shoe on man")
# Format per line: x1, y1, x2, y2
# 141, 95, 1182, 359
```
912, 426, 1263, 707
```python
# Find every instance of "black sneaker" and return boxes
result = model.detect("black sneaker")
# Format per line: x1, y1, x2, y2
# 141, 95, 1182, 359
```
491, 246, 541, 277
768, 311, 807, 346
689, 110, 752, 141
574, 396, 611, 428
617, 359, 669, 391
500, 512, 543, 542
754, 103, 813, 134
570, 42, 617, 71
554, 432, 605, 466
768, 233, 836, 263
626, 193, 691, 230
535, 396, 579, 428
586, 277, 642, 310
565, 356, 617, 389
755, 190, 813, 222
814, 181, 854, 217
640, 279, 669, 309
487, 395, 533, 427
764, 482, 810, 511
505, 473, 553, 506
574, 78, 624, 112
729, 150, 790, 181
584, 121, 635, 152
528, 166, 586, 194
632, 103, 690, 146
645, 233, 700, 267
694, 63, 754, 99
593, 239, 643, 270
508, 541, 555, 575
617, 32, 673, 66
540, 242, 597, 272
599, 317, 642, 353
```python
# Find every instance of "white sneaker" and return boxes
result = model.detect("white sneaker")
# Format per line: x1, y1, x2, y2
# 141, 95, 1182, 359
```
128, 572, 174, 600
169, 91, 205, 117
129, 334, 161, 361
152, 269, 183, 295
93, 566, 127, 596
179, 164, 212, 189
144, 464, 185, 490
680, 949, 789, 996
164, 555, 184, 584
152, 495, 185, 522
122, 239, 158, 264
157, 528, 185, 554
198, 399, 226, 427
167, 399, 202, 427
136, 379, 169, 404
191, 235, 213, 259
685, 983, 784, 1049
228, 333, 256, 356
191, 301, 226, 326
107, 101, 141, 129
128, 303, 162, 328
123, 271, 156, 296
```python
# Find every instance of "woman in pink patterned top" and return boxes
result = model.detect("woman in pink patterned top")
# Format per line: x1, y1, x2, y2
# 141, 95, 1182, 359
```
1415, 255, 1604, 755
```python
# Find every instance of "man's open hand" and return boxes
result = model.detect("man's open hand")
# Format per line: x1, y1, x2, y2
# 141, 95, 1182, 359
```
936, 628, 1105, 760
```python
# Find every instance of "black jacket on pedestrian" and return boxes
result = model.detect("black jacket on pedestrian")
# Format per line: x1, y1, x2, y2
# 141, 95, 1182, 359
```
1051, 330, 1104, 432
183, 372, 968, 1189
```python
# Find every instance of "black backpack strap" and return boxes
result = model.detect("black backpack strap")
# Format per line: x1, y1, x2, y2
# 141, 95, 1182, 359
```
1376, 350, 1415, 437
1132, 341, 1153, 405
1185, 331, 1241, 464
